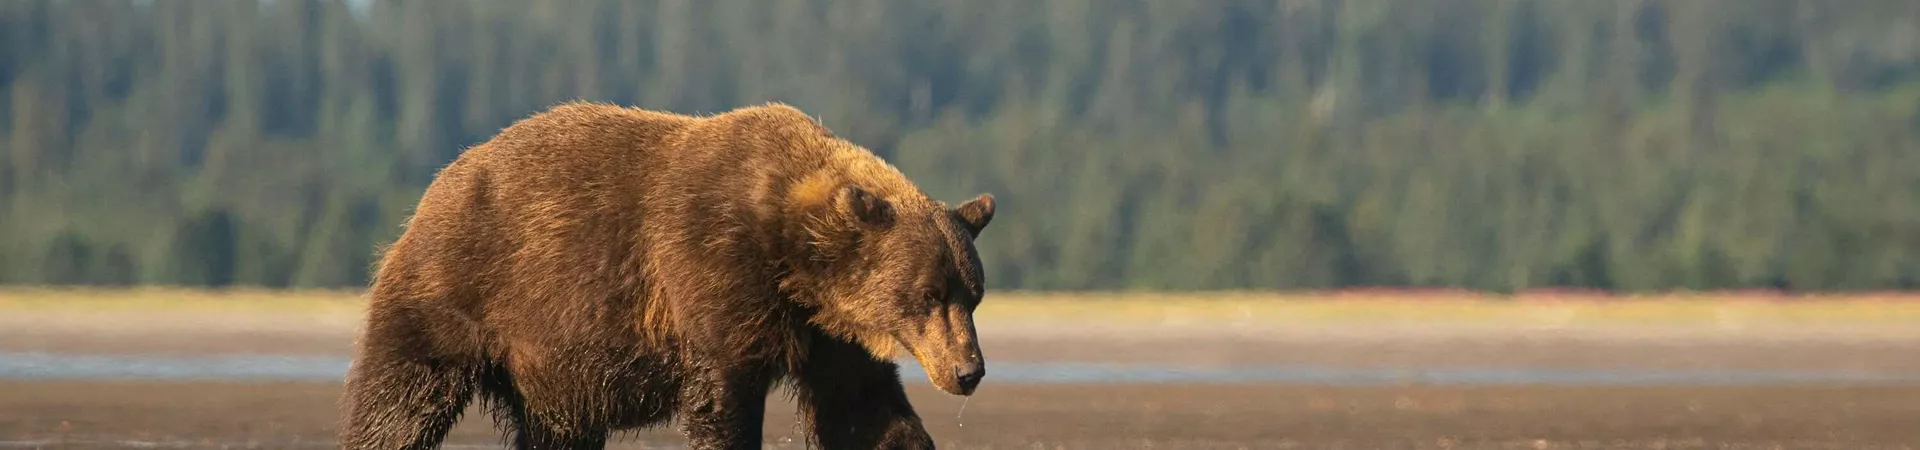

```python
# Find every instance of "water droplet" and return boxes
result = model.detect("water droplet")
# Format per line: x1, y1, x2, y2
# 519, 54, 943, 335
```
957, 396, 970, 427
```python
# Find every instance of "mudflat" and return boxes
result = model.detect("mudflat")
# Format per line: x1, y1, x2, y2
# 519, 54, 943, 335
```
2, 380, 1917, 449
4, 292, 1920, 448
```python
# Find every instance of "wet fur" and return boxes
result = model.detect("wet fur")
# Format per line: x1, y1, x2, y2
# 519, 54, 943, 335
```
337, 102, 994, 450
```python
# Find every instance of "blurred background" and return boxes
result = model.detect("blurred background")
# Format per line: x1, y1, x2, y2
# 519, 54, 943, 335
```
3, 1, 1920, 449
5, 0, 1918, 292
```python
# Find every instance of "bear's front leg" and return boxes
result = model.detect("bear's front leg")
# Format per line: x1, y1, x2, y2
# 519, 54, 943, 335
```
793, 329, 936, 450
677, 365, 773, 450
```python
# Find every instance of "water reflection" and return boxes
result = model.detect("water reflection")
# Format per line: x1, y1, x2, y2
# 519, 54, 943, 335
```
2, 352, 1916, 386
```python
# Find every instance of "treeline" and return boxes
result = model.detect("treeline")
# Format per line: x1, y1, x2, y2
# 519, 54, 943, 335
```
3, 0, 1918, 292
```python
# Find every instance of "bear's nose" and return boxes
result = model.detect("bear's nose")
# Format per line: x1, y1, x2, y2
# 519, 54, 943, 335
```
954, 361, 985, 391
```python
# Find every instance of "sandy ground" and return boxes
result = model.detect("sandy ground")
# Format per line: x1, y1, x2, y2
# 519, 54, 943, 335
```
6, 311, 1920, 373
2, 381, 1918, 449
3, 302, 1920, 449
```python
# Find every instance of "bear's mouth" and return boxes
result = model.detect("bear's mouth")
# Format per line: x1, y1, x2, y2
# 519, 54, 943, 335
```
894, 333, 978, 397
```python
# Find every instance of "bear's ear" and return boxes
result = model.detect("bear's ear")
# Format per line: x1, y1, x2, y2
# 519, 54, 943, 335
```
952, 193, 995, 237
835, 184, 894, 228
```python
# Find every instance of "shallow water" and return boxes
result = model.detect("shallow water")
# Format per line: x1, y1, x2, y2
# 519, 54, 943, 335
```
4, 351, 1918, 386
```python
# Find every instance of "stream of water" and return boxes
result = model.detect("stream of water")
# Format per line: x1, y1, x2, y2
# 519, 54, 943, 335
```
3, 351, 1917, 386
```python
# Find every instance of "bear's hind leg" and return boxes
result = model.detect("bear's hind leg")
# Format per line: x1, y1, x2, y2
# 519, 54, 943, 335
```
337, 345, 478, 450
338, 298, 487, 450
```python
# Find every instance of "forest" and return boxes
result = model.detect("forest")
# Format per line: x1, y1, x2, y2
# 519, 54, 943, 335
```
2, 0, 1918, 292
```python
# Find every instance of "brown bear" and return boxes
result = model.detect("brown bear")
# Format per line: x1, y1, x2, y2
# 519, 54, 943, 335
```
336, 101, 997, 450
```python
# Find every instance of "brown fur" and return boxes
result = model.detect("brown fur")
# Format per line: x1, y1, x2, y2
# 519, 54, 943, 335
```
336, 101, 997, 450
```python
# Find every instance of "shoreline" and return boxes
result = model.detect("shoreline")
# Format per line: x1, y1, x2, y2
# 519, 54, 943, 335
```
5, 288, 1919, 376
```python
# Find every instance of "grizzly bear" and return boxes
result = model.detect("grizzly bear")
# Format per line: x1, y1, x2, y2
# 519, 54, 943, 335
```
336, 101, 997, 450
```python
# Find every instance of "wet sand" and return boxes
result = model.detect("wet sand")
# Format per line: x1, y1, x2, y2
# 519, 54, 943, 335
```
2, 380, 1918, 449
4, 300, 1920, 449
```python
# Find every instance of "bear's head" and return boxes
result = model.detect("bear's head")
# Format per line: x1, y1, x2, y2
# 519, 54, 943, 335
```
793, 184, 996, 396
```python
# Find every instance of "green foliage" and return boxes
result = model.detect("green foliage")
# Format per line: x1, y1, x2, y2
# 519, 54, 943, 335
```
2, 0, 1918, 292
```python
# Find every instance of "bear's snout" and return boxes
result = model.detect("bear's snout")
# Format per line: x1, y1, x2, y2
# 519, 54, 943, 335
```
954, 360, 985, 393
901, 304, 987, 396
